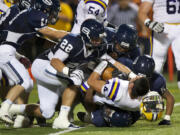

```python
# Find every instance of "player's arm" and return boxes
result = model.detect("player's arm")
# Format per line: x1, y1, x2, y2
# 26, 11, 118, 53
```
38, 27, 69, 41
50, 41, 71, 76
138, 1, 164, 33
87, 61, 108, 93
101, 53, 137, 79
159, 89, 175, 125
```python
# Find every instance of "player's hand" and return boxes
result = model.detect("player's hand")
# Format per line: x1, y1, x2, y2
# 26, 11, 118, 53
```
112, 68, 121, 77
70, 69, 84, 86
158, 119, 171, 125
19, 57, 31, 69
145, 19, 164, 33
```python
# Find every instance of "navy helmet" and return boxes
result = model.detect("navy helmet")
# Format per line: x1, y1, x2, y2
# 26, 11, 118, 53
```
33, 0, 60, 24
132, 55, 155, 77
80, 19, 107, 49
17, 0, 33, 10
115, 24, 138, 52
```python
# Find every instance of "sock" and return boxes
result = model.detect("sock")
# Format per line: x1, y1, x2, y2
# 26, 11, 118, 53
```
4, 99, 13, 105
1, 99, 13, 112
9, 104, 26, 115
58, 105, 71, 120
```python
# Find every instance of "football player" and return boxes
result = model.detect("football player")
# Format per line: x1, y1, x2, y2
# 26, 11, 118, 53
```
0, 0, 66, 124
85, 61, 149, 126
138, 0, 180, 89
132, 55, 175, 125
71, 0, 116, 34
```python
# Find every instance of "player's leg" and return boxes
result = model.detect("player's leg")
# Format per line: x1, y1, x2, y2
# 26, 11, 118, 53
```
171, 37, 180, 89
152, 32, 171, 73
0, 57, 33, 124
52, 85, 79, 129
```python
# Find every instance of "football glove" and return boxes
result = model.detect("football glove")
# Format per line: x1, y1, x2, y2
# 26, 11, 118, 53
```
158, 119, 171, 125
145, 19, 164, 33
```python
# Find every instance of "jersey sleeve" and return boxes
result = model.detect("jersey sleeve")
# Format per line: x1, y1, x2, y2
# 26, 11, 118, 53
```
28, 9, 48, 31
150, 73, 167, 96
84, 0, 106, 19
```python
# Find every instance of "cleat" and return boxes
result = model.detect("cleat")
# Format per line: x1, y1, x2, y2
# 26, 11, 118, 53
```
13, 115, 30, 128
77, 112, 91, 123
0, 114, 14, 124
68, 123, 80, 129
53, 117, 71, 129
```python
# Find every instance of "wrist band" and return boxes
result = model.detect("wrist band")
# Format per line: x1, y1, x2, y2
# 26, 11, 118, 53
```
128, 72, 137, 79
62, 67, 69, 76
144, 18, 151, 26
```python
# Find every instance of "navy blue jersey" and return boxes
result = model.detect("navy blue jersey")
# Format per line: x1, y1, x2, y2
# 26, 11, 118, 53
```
0, 5, 20, 31
0, 5, 20, 43
0, 8, 48, 49
149, 72, 167, 96
38, 34, 108, 65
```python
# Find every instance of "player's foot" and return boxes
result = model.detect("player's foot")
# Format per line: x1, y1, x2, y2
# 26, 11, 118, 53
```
52, 117, 79, 129
77, 112, 91, 123
13, 115, 30, 128
0, 104, 14, 124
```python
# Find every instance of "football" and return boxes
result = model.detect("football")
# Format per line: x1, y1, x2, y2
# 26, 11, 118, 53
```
102, 67, 115, 81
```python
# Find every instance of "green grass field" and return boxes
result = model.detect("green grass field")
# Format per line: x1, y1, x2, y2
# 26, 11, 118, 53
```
1, 74, 180, 135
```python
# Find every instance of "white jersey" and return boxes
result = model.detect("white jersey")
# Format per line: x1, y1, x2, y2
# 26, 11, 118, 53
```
142, 0, 180, 23
71, 0, 108, 34
93, 78, 141, 111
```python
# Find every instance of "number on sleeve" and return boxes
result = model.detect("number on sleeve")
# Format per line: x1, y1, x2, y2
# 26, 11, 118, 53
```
60, 39, 73, 53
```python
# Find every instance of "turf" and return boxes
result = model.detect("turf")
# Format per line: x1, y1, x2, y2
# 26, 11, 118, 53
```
0, 74, 180, 135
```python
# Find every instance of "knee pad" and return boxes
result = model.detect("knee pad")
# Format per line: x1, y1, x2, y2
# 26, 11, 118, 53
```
41, 107, 55, 119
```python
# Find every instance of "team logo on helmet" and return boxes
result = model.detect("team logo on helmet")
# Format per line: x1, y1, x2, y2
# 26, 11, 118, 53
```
42, 0, 52, 6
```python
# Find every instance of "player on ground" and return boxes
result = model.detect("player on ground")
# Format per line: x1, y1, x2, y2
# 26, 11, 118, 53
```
132, 55, 174, 125
138, 0, 180, 89
86, 61, 149, 125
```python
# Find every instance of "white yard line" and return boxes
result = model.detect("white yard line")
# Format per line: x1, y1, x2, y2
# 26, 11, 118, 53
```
174, 102, 180, 107
49, 102, 180, 135
48, 127, 84, 135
